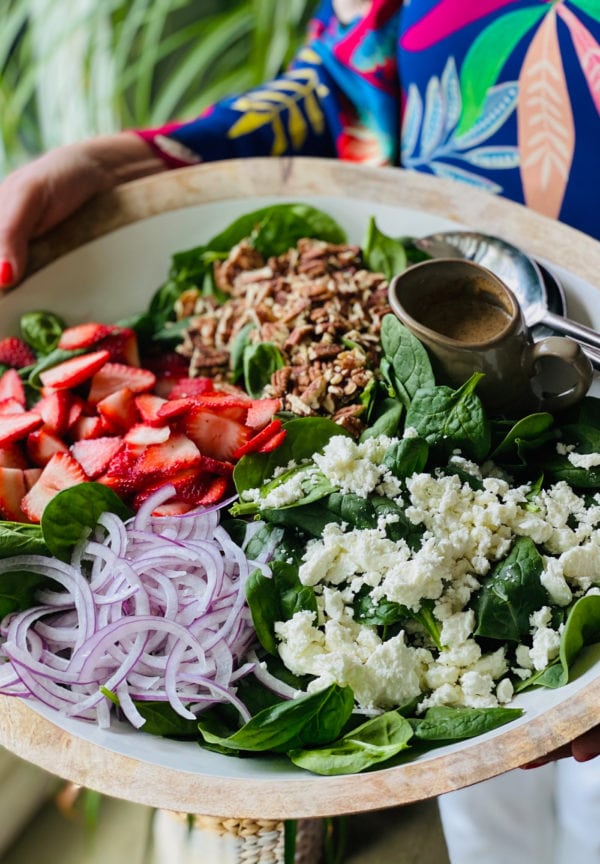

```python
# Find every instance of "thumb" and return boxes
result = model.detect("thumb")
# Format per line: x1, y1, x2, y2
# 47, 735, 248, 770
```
0, 172, 48, 289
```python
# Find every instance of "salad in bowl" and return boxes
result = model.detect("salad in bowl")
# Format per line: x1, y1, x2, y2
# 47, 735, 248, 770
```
1, 202, 599, 778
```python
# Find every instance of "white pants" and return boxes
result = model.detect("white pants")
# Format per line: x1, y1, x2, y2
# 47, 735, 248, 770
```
438, 759, 600, 864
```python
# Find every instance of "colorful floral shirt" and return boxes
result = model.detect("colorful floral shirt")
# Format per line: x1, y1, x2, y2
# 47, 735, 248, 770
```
138, 0, 600, 239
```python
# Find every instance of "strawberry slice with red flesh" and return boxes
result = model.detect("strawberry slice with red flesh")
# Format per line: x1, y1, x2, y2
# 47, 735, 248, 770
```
256, 428, 287, 454
151, 500, 193, 517
70, 436, 124, 479
156, 398, 195, 423
58, 323, 115, 351
232, 419, 283, 459
0, 467, 27, 521
39, 350, 110, 390
71, 415, 105, 441
134, 467, 230, 509
96, 447, 141, 496
88, 362, 156, 404
33, 390, 73, 435
124, 423, 171, 454
0, 412, 43, 447
133, 434, 202, 486
0, 444, 28, 469
21, 452, 87, 523
0, 369, 26, 406
167, 377, 215, 400
96, 387, 139, 432
0, 337, 36, 369
245, 398, 282, 430
184, 407, 250, 461
135, 393, 168, 425
95, 328, 141, 367
0, 398, 25, 415
26, 428, 70, 467
190, 393, 250, 423
24, 467, 42, 490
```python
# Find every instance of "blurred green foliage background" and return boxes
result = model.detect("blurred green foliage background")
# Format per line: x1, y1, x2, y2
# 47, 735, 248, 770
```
0, 0, 317, 174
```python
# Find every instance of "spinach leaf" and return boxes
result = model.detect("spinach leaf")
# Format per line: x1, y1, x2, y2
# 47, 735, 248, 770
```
230, 322, 256, 383
379, 315, 434, 408
405, 372, 491, 461
246, 562, 317, 656
538, 424, 600, 489
134, 702, 201, 738
20, 311, 65, 355
41, 483, 133, 561
0, 524, 51, 615
0, 571, 50, 618
262, 491, 420, 543
354, 590, 441, 648
473, 537, 547, 641
491, 412, 555, 461
533, 594, 600, 688
412, 705, 523, 741
197, 684, 354, 753
360, 398, 403, 441
289, 711, 414, 775
233, 417, 350, 498
363, 218, 408, 280
0, 521, 47, 557
246, 569, 280, 655
382, 437, 429, 479
243, 342, 285, 398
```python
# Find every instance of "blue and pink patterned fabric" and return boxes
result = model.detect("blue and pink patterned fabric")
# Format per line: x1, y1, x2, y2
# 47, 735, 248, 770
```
137, 1, 600, 239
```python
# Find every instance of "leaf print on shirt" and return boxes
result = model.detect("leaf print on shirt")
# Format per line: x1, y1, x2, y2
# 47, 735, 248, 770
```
518, 7, 575, 218
402, 56, 519, 194
227, 63, 329, 156
557, 3, 600, 113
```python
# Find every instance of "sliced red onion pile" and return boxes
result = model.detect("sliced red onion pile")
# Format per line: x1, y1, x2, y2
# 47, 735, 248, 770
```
0, 485, 260, 729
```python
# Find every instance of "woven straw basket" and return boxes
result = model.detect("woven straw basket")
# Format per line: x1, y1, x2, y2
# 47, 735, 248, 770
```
152, 810, 324, 863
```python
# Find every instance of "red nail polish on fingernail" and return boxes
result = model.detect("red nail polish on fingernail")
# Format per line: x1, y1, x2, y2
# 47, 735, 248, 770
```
0, 260, 14, 287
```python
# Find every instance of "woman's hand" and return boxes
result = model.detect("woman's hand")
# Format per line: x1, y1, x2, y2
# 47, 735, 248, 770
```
0, 132, 166, 289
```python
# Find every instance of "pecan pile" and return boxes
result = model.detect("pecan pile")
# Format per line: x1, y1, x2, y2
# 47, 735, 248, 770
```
175, 237, 391, 434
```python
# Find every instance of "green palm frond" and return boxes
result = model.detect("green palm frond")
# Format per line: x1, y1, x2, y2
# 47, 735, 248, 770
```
0, 0, 318, 175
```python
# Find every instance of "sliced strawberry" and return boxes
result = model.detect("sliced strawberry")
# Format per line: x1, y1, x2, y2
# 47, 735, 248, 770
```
24, 467, 42, 490
0, 412, 43, 447
184, 407, 250, 461
32, 390, 73, 435
96, 447, 140, 496
190, 393, 250, 423
246, 397, 282, 430
134, 433, 202, 483
232, 419, 283, 459
124, 423, 171, 450
167, 377, 215, 400
0, 369, 26, 406
39, 350, 110, 390
257, 428, 287, 454
21, 452, 87, 523
0, 444, 28, 469
58, 323, 114, 351
65, 396, 84, 431
0, 467, 27, 521
0, 337, 36, 369
135, 393, 168, 425
70, 415, 105, 441
95, 328, 141, 367
188, 474, 230, 506
26, 428, 70, 467
156, 398, 195, 423
96, 387, 139, 432
88, 362, 155, 404
151, 499, 193, 517
0, 398, 25, 415
197, 454, 234, 477
70, 436, 124, 479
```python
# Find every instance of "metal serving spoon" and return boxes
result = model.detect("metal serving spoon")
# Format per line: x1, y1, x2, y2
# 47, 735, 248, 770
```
414, 232, 600, 355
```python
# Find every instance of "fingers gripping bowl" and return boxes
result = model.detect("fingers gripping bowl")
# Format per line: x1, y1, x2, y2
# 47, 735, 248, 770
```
1, 159, 600, 819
